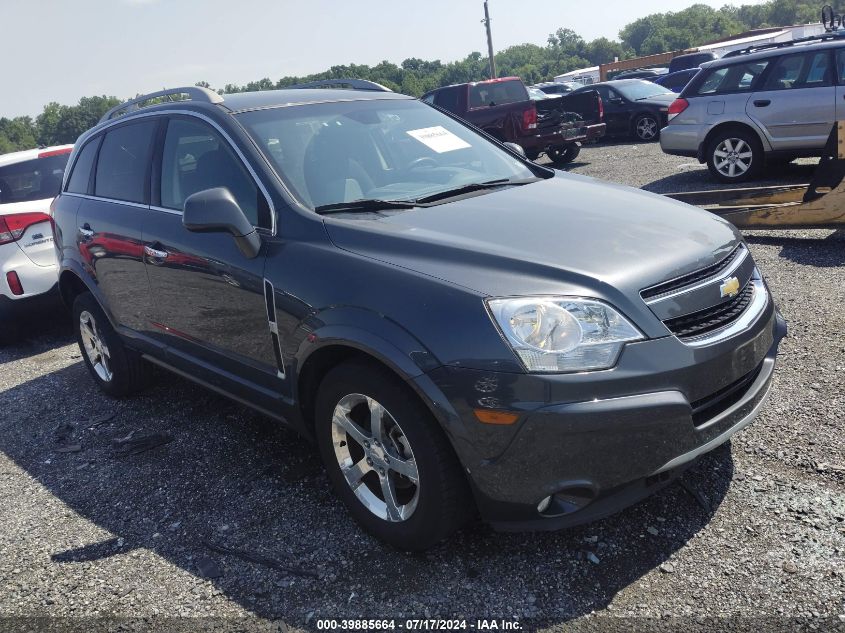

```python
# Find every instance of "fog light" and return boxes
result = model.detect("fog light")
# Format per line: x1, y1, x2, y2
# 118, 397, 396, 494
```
537, 496, 552, 513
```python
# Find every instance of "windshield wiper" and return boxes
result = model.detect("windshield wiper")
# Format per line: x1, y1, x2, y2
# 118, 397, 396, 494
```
413, 177, 539, 204
314, 198, 417, 215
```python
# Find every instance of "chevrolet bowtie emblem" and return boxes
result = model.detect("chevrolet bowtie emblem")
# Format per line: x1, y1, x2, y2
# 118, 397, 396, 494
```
720, 276, 740, 298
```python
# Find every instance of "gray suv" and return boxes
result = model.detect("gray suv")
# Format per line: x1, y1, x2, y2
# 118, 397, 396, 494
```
660, 39, 843, 182
52, 86, 785, 549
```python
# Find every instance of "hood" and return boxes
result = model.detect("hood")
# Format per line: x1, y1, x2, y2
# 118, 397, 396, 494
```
323, 173, 740, 302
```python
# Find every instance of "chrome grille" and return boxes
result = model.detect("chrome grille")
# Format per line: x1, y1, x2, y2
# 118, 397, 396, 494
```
663, 281, 755, 340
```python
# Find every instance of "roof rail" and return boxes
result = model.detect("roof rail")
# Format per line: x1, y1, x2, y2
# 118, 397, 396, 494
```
98, 86, 225, 123
285, 78, 393, 92
722, 30, 845, 58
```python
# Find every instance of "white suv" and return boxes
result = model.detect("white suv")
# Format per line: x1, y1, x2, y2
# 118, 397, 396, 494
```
0, 145, 73, 341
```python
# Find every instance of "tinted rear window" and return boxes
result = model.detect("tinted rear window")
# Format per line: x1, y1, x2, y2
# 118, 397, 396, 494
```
0, 152, 70, 204
94, 120, 157, 204
469, 80, 528, 108
693, 61, 769, 95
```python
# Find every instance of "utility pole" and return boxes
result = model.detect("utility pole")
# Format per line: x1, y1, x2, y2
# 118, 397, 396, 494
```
482, 0, 496, 79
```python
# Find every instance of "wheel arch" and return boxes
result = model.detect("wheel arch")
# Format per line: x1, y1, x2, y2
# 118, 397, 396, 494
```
58, 268, 92, 309
296, 337, 443, 439
700, 121, 767, 159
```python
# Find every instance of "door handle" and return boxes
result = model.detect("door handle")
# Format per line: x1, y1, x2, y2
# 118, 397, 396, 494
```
78, 224, 94, 238
753, 99, 771, 107
144, 245, 169, 260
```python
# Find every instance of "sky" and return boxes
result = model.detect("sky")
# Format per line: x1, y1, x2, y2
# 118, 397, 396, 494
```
1, 0, 765, 118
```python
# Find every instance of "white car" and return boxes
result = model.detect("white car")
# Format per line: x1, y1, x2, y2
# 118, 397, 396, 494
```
0, 145, 73, 341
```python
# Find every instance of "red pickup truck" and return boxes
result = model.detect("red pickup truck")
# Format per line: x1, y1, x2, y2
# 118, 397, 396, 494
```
421, 77, 605, 163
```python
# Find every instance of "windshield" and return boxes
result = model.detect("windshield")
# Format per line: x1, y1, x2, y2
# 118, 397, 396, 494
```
0, 152, 70, 205
236, 98, 538, 210
615, 81, 673, 101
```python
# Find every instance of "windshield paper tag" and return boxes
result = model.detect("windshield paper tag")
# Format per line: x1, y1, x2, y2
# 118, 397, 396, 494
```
406, 126, 471, 153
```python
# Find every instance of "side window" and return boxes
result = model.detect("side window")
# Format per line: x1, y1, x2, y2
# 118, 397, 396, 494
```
66, 138, 100, 194
433, 87, 460, 113
160, 117, 265, 227
94, 121, 157, 203
421, 94, 435, 105
695, 61, 769, 95
763, 52, 832, 90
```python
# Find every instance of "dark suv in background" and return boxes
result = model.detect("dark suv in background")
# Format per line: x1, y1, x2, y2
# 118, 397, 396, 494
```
422, 77, 605, 162
53, 86, 785, 549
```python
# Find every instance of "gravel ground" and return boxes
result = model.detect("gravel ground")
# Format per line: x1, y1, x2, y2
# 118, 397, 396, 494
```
1, 142, 843, 632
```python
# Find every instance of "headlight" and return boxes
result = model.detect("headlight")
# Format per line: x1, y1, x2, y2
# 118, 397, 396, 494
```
487, 297, 643, 372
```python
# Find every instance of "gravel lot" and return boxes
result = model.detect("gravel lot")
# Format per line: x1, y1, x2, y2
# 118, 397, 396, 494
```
1, 142, 843, 632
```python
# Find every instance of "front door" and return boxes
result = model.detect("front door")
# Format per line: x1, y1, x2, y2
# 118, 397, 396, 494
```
142, 115, 281, 401
747, 50, 836, 151
593, 86, 628, 135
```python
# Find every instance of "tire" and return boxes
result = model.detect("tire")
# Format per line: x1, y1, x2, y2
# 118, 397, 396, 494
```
633, 113, 660, 142
548, 143, 581, 164
73, 292, 152, 397
315, 360, 472, 550
706, 128, 763, 183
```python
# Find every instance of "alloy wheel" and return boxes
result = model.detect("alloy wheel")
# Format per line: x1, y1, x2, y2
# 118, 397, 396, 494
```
636, 116, 658, 140
713, 138, 753, 178
331, 393, 419, 522
79, 310, 113, 382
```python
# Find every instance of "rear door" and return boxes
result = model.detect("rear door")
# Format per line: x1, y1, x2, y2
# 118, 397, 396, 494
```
747, 50, 836, 150
832, 48, 845, 123
74, 119, 159, 332
142, 115, 280, 401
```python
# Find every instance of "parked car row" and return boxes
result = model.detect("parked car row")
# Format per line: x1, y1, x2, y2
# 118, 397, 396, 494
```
422, 76, 605, 162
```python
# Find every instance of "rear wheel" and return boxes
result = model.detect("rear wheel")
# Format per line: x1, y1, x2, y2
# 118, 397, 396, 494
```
315, 361, 471, 550
548, 143, 581, 164
73, 292, 152, 397
706, 128, 762, 183
633, 113, 660, 142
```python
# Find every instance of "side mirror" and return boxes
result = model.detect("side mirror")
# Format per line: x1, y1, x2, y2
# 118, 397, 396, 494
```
503, 142, 527, 158
183, 187, 261, 259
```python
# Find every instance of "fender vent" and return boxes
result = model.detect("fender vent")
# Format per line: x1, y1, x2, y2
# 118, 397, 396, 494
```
264, 279, 286, 379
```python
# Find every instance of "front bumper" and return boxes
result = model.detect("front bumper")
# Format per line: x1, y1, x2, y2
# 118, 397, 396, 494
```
421, 299, 786, 530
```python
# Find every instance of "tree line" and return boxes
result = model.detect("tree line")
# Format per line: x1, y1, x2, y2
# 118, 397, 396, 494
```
0, 0, 824, 154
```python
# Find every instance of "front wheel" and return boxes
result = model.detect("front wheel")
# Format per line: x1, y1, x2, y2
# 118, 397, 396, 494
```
315, 361, 471, 550
633, 113, 660, 142
706, 129, 762, 183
